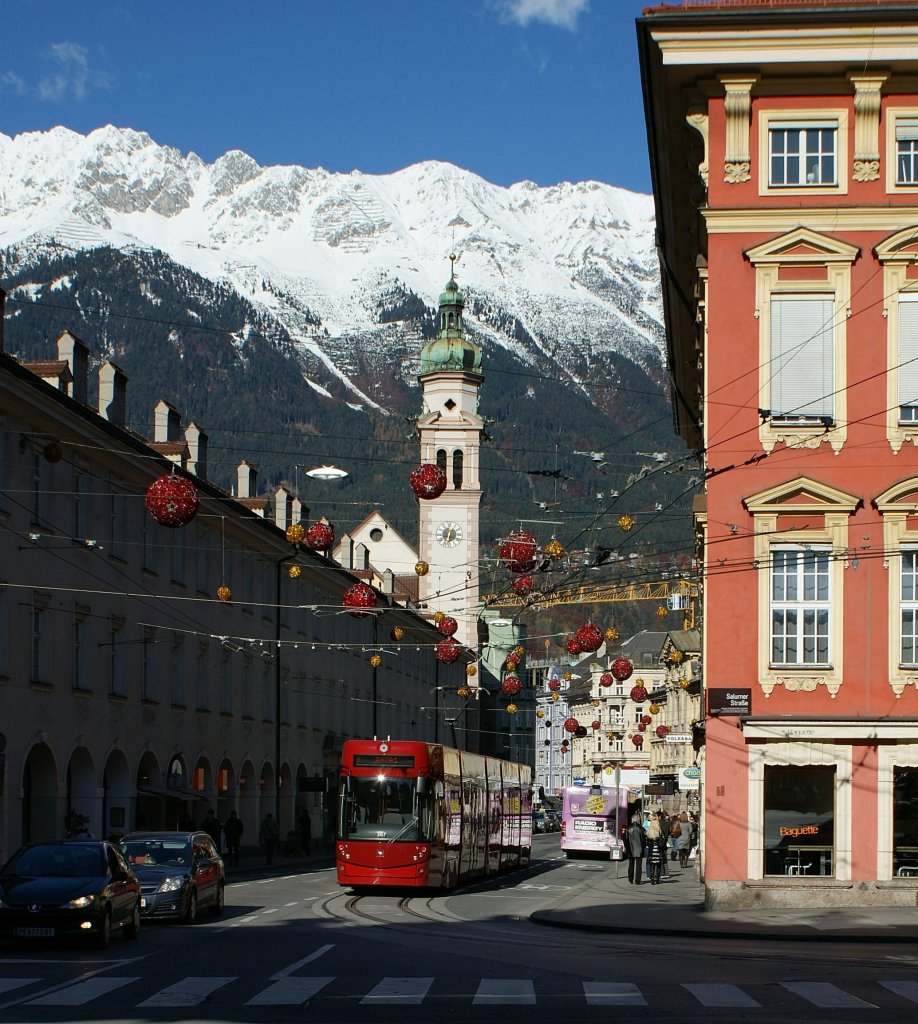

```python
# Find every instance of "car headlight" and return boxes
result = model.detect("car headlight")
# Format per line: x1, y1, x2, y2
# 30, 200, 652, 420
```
158, 875, 185, 893
65, 895, 95, 909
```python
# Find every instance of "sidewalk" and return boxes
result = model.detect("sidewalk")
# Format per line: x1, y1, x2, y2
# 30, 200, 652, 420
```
223, 846, 335, 878
530, 859, 918, 943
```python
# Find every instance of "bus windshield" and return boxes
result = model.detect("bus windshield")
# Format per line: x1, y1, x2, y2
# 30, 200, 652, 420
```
338, 776, 436, 842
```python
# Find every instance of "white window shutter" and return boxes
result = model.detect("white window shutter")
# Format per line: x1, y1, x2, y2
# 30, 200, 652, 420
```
899, 298, 918, 407
770, 296, 835, 419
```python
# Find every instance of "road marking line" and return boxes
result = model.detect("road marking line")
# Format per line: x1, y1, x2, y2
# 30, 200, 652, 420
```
683, 983, 761, 1008
261, 908, 279, 914
473, 979, 536, 1005
583, 982, 646, 1006
285, 901, 299, 906
881, 980, 918, 1003
137, 976, 236, 1007
271, 944, 335, 980
0, 980, 39, 996
246, 977, 334, 1005
361, 977, 433, 1005
781, 982, 876, 1008
28, 976, 140, 1006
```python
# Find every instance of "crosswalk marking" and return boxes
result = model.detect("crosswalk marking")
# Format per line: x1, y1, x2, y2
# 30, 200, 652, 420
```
0, 980, 38, 996
245, 976, 334, 1006
137, 976, 236, 1007
583, 982, 646, 1006
881, 980, 918, 1003
28, 977, 140, 1006
781, 982, 877, 1009
474, 979, 536, 1005
361, 977, 433, 1005
683, 983, 761, 1008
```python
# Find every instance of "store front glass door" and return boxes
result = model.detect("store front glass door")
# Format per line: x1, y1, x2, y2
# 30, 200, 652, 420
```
763, 765, 835, 877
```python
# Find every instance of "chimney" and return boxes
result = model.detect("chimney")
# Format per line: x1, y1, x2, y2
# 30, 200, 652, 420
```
274, 486, 293, 532
353, 543, 369, 571
237, 461, 258, 499
154, 399, 182, 443
98, 361, 128, 427
184, 422, 208, 481
56, 330, 89, 406
336, 532, 353, 569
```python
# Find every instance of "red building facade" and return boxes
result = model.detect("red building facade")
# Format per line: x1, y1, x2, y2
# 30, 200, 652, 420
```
639, 0, 918, 908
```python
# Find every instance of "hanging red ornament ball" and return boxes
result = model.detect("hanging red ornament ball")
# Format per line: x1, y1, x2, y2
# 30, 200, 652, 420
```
566, 638, 582, 655
600, 672, 614, 688
575, 622, 604, 653
591, 720, 601, 730
305, 518, 335, 550
410, 463, 447, 500
563, 716, 580, 733
437, 615, 459, 637
501, 674, 522, 697
638, 722, 647, 732
435, 637, 462, 663
145, 474, 198, 528
342, 582, 377, 617
512, 575, 534, 597
641, 714, 652, 726
611, 657, 634, 681
633, 734, 644, 748
630, 684, 649, 702
656, 725, 669, 738
499, 530, 538, 573
548, 678, 562, 692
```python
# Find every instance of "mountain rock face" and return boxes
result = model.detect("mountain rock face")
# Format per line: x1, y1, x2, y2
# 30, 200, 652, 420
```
0, 126, 689, 581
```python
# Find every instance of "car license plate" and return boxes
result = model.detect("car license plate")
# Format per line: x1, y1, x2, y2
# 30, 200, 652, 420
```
14, 927, 55, 937
140, 897, 146, 908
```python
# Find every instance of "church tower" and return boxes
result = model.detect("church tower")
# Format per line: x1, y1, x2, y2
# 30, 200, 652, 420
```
417, 258, 484, 651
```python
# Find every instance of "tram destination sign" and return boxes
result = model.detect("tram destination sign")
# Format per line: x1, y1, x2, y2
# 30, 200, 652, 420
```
353, 755, 415, 767
708, 688, 751, 716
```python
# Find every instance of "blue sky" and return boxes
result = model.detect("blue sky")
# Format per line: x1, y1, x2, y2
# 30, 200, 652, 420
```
1, 1, 652, 193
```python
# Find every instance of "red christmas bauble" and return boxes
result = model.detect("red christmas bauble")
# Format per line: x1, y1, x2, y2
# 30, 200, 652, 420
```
656, 725, 669, 738
630, 684, 648, 702
548, 678, 562, 692
591, 720, 601, 730
600, 672, 614, 688
437, 615, 458, 637
611, 657, 634, 681
563, 716, 579, 733
342, 582, 377, 617
410, 463, 447, 500
633, 734, 644, 748
435, 638, 462, 664
512, 574, 534, 596
566, 638, 582, 655
501, 674, 522, 697
638, 722, 647, 732
305, 518, 335, 550
145, 474, 199, 528
575, 622, 603, 653
499, 530, 538, 573
641, 715, 652, 726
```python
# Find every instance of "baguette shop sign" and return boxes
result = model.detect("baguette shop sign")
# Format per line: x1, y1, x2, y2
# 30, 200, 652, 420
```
708, 688, 751, 716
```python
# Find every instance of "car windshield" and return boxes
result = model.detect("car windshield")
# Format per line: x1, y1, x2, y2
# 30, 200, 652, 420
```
121, 839, 190, 867
6, 845, 105, 878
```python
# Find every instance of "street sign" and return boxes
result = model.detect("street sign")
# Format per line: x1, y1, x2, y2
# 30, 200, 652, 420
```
573, 777, 586, 785
708, 687, 751, 716
680, 766, 701, 791
665, 733, 692, 743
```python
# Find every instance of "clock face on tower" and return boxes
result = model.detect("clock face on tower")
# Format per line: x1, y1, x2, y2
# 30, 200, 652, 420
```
435, 521, 463, 548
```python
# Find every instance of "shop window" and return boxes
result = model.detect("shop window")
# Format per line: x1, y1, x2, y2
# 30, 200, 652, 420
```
771, 546, 831, 666
763, 764, 835, 877
893, 768, 918, 876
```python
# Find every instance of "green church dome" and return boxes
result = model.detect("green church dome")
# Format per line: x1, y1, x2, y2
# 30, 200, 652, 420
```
419, 259, 483, 377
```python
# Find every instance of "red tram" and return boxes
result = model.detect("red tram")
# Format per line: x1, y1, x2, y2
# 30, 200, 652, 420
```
336, 739, 532, 888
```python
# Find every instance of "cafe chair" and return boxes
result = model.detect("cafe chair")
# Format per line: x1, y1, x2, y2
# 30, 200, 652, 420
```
785, 862, 812, 875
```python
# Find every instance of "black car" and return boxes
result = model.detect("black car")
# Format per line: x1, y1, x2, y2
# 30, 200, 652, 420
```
532, 811, 547, 834
0, 840, 141, 948
119, 831, 224, 923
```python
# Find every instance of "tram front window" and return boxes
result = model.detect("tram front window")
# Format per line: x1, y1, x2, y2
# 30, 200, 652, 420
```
339, 777, 434, 841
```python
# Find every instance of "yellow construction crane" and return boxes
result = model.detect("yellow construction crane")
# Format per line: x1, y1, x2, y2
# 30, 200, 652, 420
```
482, 578, 700, 629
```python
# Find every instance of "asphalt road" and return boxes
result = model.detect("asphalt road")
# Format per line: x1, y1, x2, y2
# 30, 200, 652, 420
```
1, 834, 917, 1023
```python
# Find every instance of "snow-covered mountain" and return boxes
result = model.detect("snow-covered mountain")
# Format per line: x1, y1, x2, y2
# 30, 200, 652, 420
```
0, 125, 663, 412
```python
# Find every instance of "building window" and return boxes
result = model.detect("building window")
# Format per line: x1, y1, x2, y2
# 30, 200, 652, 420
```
196, 642, 210, 710
242, 654, 254, 719
769, 296, 835, 424
220, 650, 233, 716
142, 629, 156, 702
893, 767, 918, 875
31, 596, 50, 683
902, 550, 918, 666
897, 120, 918, 185
72, 468, 86, 541
769, 122, 836, 187
897, 295, 918, 424
142, 509, 157, 573
171, 635, 185, 707
171, 530, 185, 585
30, 450, 46, 528
763, 764, 835, 877
771, 547, 831, 666
0, 585, 7, 677
73, 606, 89, 691
109, 483, 126, 560
108, 617, 125, 696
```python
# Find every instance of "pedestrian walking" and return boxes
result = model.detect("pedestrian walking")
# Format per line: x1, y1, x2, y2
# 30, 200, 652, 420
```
260, 812, 280, 865
645, 813, 666, 884
675, 810, 693, 867
223, 810, 243, 866
657, 811, 669, 878
202, 809, 222, 848
625, 814, 646, 885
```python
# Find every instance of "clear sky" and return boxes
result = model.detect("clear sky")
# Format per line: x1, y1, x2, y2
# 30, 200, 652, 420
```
0, 1, 652, 194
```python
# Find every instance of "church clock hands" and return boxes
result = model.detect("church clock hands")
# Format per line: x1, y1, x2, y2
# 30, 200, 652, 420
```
435, 521, 463, 548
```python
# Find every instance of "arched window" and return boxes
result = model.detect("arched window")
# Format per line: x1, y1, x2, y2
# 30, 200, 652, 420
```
436, 449, 447, 475
448, 312, 455, 327
452, 449, 464, 489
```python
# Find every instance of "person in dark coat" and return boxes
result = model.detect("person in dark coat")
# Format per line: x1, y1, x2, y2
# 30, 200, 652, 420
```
223, 810, 243, 866
625, 814, 646, 884
645, 813, 666, 884
260, 812, 280, 865
202, 809, 221, 848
